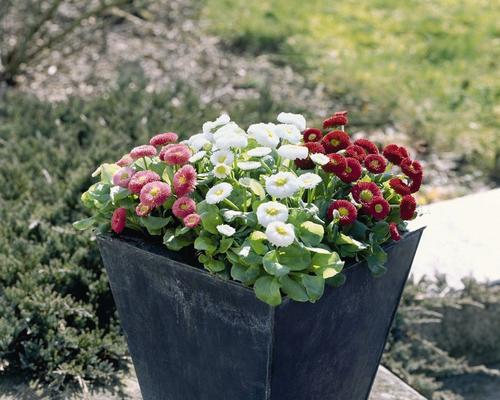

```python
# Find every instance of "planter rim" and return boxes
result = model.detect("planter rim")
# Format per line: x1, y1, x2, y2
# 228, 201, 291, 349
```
97, 226, 425, 305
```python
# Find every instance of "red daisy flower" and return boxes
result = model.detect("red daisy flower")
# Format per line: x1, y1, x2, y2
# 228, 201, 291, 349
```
389, 223, 401, 241
382, 144, 410, 165
400, 158, 423, 180
353, 138, 379, 155
351, 182, 382, 205
338, 157, 362, 183
368, 196, 390, 220
345, 144, 367, 162
364, 154, 387, 174
295, 142, 325, 169
150, 132, 179, 146
139, 181, 171, 207
128, 170, 161, 194
160, 144, 192, 166
172, 197, 197, 219
183, 213, 201, 228
112, 167, 135, 188
323, 111, 349, 129
130, 144, 157, 160
400, 195, 417, 220
322, 130, 351, 153
173, 164, 197, 196
111, 207, 127, 234
409, 172, 423, 193
389, 178, 412, 196
327, 200, 357, 225
322, 153, 347, 174
116, 154, 133, 167
303, 128, 323, 143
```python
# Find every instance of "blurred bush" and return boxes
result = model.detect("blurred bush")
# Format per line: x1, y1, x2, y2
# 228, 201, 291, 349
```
0, 0, 146, 86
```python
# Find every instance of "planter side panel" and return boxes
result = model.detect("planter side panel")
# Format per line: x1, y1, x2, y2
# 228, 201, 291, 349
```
271, 229, 423, 400
98, 236, 274, 400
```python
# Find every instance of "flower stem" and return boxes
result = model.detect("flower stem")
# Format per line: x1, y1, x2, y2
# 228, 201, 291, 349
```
223, 198, 239, 211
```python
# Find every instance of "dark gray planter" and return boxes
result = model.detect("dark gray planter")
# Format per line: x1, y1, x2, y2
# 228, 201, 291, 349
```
98, 227, 424, 400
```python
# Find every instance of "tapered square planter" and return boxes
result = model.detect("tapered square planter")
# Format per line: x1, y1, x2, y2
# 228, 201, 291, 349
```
97, 227, 424, 400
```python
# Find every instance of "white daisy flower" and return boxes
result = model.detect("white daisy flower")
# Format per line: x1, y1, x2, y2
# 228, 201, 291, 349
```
213, 122, 248, 149
237, 161, 261, 171
265, 172, 301, 199
206, 182, 233, 204
216, 224, 236, 237
188, 133, 211, 151
189, 150, 206, 163
277, 144, 308, 160
213, 163, 231, 178
277, 112, 306, 132
265, 221, 296, 247
203, 113, 231, 140
247, 123, 281, 148
276, 124, 302, 144
210, 149, 234, 166
299, 173, 322, 189
247, 147, 272, 157
310, 153, 330, 166
256, 201, 289, 227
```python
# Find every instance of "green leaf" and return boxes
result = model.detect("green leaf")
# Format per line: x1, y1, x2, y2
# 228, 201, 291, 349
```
218, 237, 234, 253
276, 244, 311, 271
110, 186, 130, 203
311, 251, 344, 279
204, 257, 226, 273
367, 243, 388, 277
230, 263, 261, 285
326, 272, 347, 288
194, 235, 217, 255
141, 216, 171, 231
300, 274, 325, 302
263, 250, 290, 277
371, 221, 390, 243
249, 231, 268, 255
72, 217, 96, 230
298, 221, 324, 246
100, 163, 120, 184
239, 177, 265, 199
163, 229, 192, 251
254, 276, 282, 306
200, 211, 222, 235
279, 275, 308, 302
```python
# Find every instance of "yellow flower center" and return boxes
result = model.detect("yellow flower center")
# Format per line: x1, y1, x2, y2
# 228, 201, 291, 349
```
150, 187, 160, 196
360, 190, 373, 202
266, 207, 279, 216
215, 189, 224, 195
178, 176, 187, 184
120, 172, 129, 179
309, 134, 316, 140
181, 204, 189, 210
345, 166, 352, 173
370, 160, 379, 168
276, 226, 288, 235
218, 155, 227, 163
374, 204, 383, 213
339, 207, 349, 216
265, 128, 274, 138
275, 177, 288, 187
330, 139, 340, 146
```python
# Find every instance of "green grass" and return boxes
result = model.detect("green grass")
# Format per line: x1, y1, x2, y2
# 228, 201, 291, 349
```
203, 0, 500, 181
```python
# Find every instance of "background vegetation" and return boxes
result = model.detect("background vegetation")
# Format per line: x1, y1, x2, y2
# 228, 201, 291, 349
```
203, 0, 500, 182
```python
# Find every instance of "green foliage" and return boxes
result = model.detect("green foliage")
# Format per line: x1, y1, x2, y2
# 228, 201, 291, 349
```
203, 0, 500, 182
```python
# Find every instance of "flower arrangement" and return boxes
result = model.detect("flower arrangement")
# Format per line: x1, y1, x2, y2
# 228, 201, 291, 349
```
75, 111, 423, 305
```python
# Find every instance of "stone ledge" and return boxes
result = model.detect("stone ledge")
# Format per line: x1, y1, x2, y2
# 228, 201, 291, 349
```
0, 365, 426, 399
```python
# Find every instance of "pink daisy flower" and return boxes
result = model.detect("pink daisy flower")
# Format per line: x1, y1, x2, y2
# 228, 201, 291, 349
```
116, 154, 133, 167
112, 167, 135, 188
128, 170, 161, 194
111, 208, 127, 234
183, 213, 201, 228
160, 144, 192, 165
172, 196, 197, 219
139, 181, 171, 207
130, 144, 157, 160
135, 203, 151, 217
150, 132, 179, 146
173, 164, 197, 196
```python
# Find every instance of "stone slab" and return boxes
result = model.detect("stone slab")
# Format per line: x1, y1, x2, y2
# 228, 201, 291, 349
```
0, 365, 426, 399
409, 189, 500, 288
